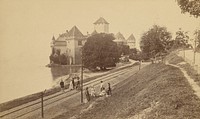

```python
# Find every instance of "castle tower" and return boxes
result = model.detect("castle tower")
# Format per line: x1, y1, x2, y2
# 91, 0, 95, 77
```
66, 26, 86, 64
52, 26, 86, 65
94, 17, 109, 33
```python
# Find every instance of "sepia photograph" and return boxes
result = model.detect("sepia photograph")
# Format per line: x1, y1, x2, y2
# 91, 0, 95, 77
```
0, 0, 200, 118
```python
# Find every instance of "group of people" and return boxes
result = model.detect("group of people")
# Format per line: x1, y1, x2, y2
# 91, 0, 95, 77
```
84, 81, 112, 102
69, 76, 80, 90
59, 77, 112, 103
59, 76, 80, 92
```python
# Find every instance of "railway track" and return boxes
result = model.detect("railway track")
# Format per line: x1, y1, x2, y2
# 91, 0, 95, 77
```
0, 64, 145, 119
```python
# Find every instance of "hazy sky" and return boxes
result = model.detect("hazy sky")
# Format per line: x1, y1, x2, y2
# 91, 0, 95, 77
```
0, 0, 200, 62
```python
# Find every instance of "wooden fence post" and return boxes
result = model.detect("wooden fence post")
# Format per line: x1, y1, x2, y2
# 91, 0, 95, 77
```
41, 92, 44, 118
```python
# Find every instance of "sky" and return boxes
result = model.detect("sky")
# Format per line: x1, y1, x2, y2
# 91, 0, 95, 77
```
0, 0, 200, 63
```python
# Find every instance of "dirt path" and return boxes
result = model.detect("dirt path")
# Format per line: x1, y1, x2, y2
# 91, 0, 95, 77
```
166, 61, 200, 99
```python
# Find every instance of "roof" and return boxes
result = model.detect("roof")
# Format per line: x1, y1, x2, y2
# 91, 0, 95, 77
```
56, 35, 66, 41
91, 30, 98, 35
68, 26, 84, 37
52, 36, 55, 41
56, 31, 69, 41
115, 32, 125, 40
60, 32, 69, 37
94, 17, 109, 24
127, 34, 136, 41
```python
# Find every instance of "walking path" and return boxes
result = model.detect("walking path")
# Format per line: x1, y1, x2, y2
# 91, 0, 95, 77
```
166, 61, 200, 99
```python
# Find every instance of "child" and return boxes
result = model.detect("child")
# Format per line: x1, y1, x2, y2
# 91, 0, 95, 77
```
60, 79, 65, 92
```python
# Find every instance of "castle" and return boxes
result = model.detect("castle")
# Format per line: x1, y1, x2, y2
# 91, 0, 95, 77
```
51, 17, 136, 65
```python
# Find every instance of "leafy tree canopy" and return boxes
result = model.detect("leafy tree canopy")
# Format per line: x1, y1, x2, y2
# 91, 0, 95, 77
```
118, 44, 130, 56
49, 49, 69, 65
82, 33, 120, 70
177, 0, 200, 17
140, 25, 172, 58
173, 28, 190, 49
130, 48, 138, 54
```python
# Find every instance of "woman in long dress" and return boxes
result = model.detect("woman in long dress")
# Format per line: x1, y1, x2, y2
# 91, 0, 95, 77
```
69, 79, 74, 90
85, 87, 90, 102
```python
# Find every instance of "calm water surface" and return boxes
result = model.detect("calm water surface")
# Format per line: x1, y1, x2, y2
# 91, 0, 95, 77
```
0, 54, 80, 103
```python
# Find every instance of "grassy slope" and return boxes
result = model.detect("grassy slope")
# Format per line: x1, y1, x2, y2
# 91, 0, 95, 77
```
55, 63, 200, 119
165, 52, 200, 86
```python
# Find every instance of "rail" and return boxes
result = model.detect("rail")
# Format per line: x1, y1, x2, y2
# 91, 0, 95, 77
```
0, 66, 134, 119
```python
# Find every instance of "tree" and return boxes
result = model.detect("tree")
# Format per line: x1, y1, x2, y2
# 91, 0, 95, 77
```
194, 29, 200, 49
59, 53, 69, 65
49, 49, 69, 65
130, 48, 138, 54
118, 44, 130, 56
176, 0, 200, 18
140, 25, 172, 58
173, 28, 190, 49
82, 33, 120, 70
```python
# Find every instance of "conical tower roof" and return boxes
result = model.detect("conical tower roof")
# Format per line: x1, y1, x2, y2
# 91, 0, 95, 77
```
68, 26, 84, 37
127, 34, 136, 41
52, 35, 55, 41
94, 17, 109, 24
91, 30, 98, 35
115, 32, 125, 40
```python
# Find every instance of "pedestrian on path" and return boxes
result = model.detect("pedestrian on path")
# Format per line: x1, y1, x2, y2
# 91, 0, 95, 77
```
85, 87, 90, 102
72, 78, 75, 89
106, 83, 112, 96
100, 81, 104, 92
60, 79, 65, 92
69, 79, 74, 90
76, 77, 80, 90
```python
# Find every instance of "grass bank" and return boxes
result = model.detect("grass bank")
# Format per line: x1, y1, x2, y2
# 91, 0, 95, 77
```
165, 52, 200, 86
0, 62, 138, 112
54, 62, 200, 119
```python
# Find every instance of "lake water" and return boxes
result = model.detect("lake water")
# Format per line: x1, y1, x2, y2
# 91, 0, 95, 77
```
0, 52, 80, 104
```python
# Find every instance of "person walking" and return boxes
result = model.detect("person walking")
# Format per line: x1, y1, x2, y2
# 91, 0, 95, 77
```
72, 78, 75, 89
85, 87, 90, 102
60, 79, 65, 92
100, 81, 104, 92
76, 77, 80, 90
107, 83, 112, 96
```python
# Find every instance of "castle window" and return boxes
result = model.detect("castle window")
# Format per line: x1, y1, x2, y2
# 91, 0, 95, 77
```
78, 40, 82, 46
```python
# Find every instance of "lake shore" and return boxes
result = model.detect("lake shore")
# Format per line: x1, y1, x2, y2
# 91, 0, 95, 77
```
0, 60, 138, 112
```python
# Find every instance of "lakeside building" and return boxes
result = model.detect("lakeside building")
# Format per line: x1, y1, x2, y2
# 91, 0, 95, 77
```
126, 34, 136, 49
114, 32, 127, 45
51, 17, 136, 65
51, 26, 87, 64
